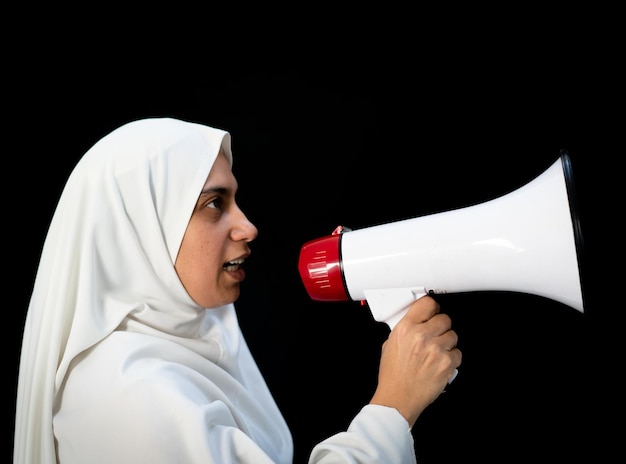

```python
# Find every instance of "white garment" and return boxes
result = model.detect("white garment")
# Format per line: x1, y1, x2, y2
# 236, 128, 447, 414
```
14, 117, 416, 463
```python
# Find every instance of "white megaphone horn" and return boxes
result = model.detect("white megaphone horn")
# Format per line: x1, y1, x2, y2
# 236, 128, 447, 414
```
298, 151, 585, 331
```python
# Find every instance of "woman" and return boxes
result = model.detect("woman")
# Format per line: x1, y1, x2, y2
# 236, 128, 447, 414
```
14, 117, 461, 463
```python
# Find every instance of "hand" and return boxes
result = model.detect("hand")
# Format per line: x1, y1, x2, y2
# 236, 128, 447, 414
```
369, 296, 461, 428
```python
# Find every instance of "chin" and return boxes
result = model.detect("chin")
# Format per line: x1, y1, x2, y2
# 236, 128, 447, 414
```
218, 289, 240, 307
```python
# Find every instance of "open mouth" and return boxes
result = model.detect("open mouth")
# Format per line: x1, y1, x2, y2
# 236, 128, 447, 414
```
223, 258, 244, 272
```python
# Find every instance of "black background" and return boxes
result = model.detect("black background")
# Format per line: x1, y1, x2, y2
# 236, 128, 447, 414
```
8, 43, 614, 463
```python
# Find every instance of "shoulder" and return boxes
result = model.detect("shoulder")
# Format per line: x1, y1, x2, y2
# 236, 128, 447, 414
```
54, 333, 260, 463
61, 332, 232, 412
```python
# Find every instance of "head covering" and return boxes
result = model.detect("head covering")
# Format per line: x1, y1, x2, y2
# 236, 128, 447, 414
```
14, 118, 292, 463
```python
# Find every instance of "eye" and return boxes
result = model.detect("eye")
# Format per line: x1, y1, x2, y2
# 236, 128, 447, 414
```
206, 197, 223, 210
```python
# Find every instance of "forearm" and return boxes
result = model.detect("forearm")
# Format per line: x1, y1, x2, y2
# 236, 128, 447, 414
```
308, 404, 417, 464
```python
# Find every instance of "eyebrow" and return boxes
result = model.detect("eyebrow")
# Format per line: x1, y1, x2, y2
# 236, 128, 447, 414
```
199, 186, 229, 197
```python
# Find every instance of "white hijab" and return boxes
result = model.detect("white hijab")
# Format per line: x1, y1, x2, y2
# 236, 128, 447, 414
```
14, 118, 292, 463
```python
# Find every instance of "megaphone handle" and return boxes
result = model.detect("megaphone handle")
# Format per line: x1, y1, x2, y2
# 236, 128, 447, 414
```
363, 288, 458, 384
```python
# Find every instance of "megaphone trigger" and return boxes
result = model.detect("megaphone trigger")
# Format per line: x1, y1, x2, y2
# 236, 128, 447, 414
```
448, 368, 459, 385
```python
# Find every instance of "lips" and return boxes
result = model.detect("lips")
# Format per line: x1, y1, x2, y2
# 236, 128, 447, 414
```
223, 257, 246, 283
223, 258, 244, 272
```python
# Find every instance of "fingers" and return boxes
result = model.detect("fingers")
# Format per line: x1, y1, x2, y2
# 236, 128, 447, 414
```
397, 295, 462, 376
401, 296, 451, 338
439, 328, 458, 351
402, 295, 440, 324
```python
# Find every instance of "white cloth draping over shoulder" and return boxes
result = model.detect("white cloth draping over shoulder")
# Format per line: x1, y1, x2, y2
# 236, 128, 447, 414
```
14, 117, 417, 463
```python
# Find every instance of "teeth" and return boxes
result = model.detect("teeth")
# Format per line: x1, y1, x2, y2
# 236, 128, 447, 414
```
224, 258, 244, 270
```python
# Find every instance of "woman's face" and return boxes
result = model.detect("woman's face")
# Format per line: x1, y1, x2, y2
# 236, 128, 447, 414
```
174, 151, 258, 308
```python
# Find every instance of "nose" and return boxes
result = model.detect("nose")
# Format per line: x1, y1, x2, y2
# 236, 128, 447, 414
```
231, 206, 258, 242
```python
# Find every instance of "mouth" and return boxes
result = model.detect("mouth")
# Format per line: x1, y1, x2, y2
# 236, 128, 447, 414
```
223, 257, 245, 272
223, 257, 247, 283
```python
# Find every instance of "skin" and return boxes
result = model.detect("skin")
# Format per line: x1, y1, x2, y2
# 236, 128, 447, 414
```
175, 151, 258, 309
370, 296, 462, 427
175, 150, 462, 429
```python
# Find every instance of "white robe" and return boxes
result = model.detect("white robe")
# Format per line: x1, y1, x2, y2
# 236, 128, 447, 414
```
14, 117, 416, 463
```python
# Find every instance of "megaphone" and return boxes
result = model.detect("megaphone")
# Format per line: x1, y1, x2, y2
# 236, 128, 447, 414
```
298, 151, 585, 330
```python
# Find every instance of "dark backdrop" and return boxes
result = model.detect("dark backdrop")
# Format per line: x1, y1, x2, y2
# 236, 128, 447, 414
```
9, 62, 610, 463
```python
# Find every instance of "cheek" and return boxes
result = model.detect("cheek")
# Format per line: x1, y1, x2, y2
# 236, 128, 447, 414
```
175, 224, 221, 292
